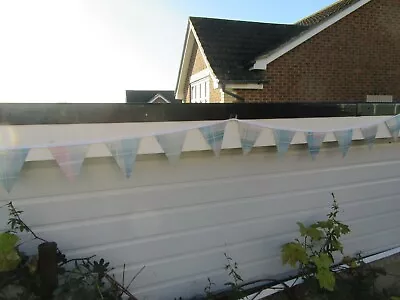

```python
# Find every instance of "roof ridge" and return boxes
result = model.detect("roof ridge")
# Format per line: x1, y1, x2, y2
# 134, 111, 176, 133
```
296, 0, 360, 26
189, 16, 300, 27
296, 0, 346, 24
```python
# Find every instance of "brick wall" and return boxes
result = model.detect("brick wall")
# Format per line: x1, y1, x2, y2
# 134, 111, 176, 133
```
222, 92, 238, 103
236, 0, 400, 102
210, 84, 221, 103
184, 42, 221, 103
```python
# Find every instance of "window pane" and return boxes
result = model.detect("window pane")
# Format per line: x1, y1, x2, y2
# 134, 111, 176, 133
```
199, 82, 202, 98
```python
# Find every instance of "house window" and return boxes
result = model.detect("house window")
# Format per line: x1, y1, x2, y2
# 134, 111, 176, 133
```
190, 78, 210, 103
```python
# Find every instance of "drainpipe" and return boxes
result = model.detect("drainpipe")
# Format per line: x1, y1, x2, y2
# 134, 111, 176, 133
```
221, 83, 246, 102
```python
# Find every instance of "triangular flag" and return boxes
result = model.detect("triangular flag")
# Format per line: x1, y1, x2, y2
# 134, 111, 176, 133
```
273, 129, 296, 155
0, 149, 29, 193
386, 115, 400, 141
360, 125, 378, 150
107, 139, 140, 178
334, 129, 353, 157
50, 145, 88, 180
156, 131, 187, 164
238, 122, 262, 155
199, 122, 227, 156
305, 132, 326, 160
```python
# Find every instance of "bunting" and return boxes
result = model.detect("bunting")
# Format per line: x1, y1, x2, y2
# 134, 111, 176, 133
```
361, 125, 378, 149
386, 115, 400, 141
273, 129, 296, 155
0, 149, 29, 193
156, 131, 187, 164
1, 115, 399, 192
238, 122, 262, 155
334, 129, 353, 157
305, 132, 326, 160
49, 146, 88, 180
107, 139, 140, 178
199, 122, 227, 156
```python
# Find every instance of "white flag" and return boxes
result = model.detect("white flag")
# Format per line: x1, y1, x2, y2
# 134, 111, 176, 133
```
156, 131, 187, 164
360, 125, 378, 149
386, 115, 400, 141
107, 139, 140, 178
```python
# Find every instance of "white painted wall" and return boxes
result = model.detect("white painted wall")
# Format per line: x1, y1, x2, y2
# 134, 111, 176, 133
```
1, 117, 400, 300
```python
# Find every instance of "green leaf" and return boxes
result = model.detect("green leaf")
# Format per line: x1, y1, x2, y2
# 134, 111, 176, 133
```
297, 222, 323, 240
338, 223, 351, 235
0, 232, 21, 272
311, 253, 335, 291
306, 226, 324, 241
331, 239, 343, 253
0, 232, 19, 252
281, 242, 308, 267
315, 268, 336, 291
297, 222, 307, 236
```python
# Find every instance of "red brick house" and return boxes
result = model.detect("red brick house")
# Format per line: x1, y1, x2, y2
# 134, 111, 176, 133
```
175, 0, 400, 103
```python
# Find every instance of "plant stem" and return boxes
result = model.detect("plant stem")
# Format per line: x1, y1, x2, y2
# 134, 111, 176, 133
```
8, 201, 48, 243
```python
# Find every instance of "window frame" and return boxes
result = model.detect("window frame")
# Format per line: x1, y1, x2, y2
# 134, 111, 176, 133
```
190, 77, 210, 103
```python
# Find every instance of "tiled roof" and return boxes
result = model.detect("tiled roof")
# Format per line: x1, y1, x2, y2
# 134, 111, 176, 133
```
296, 0, 361, 26
190, 17, 308, 82
188, 0, 362, 83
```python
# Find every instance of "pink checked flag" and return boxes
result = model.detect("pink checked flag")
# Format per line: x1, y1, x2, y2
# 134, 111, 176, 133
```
50, 145, 88, 180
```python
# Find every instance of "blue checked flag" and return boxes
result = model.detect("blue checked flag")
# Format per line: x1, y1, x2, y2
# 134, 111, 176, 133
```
107, 138, 140, 178
273, 129, 296, 155
305, 132, 326, 160
199, 122, 227, 156
0, 148, 29, 193
334, 129, 353, 157
238, 122, 262, 155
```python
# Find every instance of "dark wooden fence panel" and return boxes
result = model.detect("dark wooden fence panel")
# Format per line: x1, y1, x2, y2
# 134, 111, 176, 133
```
0, 103, 399, 125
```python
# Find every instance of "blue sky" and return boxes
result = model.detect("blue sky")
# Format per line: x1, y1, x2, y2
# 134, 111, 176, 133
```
0, 0, 335, 102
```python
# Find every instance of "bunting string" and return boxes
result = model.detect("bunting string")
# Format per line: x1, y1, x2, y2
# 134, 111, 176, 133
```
0, 115, 399, 192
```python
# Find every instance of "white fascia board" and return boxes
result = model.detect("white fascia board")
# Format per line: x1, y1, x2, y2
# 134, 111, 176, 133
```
225, 83, 263, 90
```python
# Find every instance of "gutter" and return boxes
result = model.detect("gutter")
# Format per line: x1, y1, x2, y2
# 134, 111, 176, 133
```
221, 83, 246, 103
240, 246, 400, 300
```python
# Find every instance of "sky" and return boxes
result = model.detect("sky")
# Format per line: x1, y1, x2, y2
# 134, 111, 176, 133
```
0, 0, 335, 103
